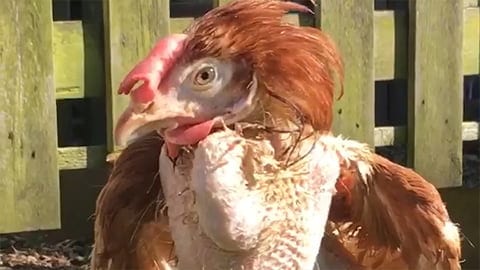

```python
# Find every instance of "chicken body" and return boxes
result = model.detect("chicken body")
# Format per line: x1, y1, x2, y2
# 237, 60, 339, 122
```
91, 0, 461, 269
92, 130, 461, 270
93, 127, 461, 270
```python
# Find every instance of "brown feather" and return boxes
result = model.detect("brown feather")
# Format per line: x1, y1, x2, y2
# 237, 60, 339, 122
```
329, 152, 462, 269
91, 132, 174, 269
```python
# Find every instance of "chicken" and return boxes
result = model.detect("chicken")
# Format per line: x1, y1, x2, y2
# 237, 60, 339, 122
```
91, 0, 461, 269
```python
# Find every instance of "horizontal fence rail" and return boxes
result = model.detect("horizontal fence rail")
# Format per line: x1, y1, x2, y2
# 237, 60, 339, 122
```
52, 9, 480, 100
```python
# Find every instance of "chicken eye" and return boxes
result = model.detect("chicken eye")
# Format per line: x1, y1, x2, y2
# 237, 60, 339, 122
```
193, 66, 216, 87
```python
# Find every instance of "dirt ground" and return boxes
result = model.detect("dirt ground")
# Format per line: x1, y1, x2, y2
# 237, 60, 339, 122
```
0, 237, 90, 270
1, 148, 478, 270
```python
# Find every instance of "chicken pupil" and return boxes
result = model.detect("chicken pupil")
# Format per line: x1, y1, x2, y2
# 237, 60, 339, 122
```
196, 67, 215, 83
200, 72, 209, 80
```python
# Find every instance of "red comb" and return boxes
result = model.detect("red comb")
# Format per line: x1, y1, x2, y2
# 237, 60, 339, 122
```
117, 34, 187, 104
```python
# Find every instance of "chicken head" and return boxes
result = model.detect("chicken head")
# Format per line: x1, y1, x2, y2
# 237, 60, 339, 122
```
114, 0, 343, 160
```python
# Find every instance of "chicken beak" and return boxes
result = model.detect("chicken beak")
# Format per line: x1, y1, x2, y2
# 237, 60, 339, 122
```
114, 90, 190, 147
114, 101, 169, 147
113, 34, 187, 147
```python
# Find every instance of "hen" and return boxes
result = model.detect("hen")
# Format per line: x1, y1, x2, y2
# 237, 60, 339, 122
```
91, 1, 461, 269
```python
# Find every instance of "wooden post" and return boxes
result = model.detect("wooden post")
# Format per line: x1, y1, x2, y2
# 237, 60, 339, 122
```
0, 0, 60, 233
103, 0, 170, 152
407, 0, 463, 188
463, 6, 479, 76
81, 0, 107, 149
316, 0, 375, 146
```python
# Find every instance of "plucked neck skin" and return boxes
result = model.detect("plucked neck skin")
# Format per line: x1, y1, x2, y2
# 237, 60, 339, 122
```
162, 127, 343, 270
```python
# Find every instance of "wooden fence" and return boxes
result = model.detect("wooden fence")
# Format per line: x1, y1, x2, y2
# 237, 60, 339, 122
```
0, 0, 478, 234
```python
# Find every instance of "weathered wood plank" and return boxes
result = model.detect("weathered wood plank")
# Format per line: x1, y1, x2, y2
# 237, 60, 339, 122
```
53, 21, 105, 99
103, 0, 170, 151
81, 0, 106, 100
170, 17, 194, 34
213, 0, 232, 6
462, 121, 480, 141
57, 145, 107, 170
464, 0, 479, 7
374, 122, 479, 147
407, 0, 463, 188
463, 7, 480, 75
374, 9, 478, 80
283, 13, 300, 25
81, 0, 107, 145
318, 0, 375, 146
0, 0, 60, 233
53, 22, 85, 99
374, 126, 407, 147
374, 11, 408, 80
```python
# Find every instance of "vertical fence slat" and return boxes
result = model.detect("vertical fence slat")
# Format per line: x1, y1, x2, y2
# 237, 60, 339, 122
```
104, 0, 170, 152
82, 0, 105, 99
317, 0, 375, 146
82, 0, 107, 147
407, 0, 463, 188
0, 0, 60, 233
